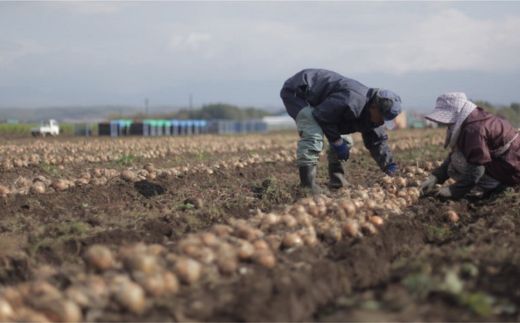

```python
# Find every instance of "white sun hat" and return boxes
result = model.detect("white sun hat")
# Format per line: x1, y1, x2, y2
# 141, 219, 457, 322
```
425, 92, 471, 124
426, 92, 477, 148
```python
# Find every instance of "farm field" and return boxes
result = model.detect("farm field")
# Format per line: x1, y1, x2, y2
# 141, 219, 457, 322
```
0, 129, 519, 322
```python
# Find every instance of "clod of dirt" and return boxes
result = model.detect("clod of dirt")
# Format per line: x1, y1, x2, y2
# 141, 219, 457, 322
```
134, 180, 165, 198
184, 197, 204, 209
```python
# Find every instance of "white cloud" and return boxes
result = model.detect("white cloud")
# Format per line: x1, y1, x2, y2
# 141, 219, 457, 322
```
0, 39, 47, 69
157, 7, 520, 79
169, 32, 212, 52
343, 9, 520, 74
60, 2, 122, 15
1, 3, 519, 107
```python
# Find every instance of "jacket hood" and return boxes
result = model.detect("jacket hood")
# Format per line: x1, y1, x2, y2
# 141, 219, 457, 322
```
463, 107, 494, 125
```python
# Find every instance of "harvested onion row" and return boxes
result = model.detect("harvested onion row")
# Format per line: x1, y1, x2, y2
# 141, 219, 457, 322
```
0, 150, 296, 197
0, 166, 436, 321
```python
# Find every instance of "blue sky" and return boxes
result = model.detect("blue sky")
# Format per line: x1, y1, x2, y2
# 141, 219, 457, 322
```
1, 1, 520, 112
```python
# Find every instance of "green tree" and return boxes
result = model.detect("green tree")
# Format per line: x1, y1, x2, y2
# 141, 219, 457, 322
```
171, 103, 271, 120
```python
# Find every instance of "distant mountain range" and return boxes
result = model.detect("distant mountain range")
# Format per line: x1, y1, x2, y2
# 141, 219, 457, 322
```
0, 105, 284, 124
0, 105, 186, 123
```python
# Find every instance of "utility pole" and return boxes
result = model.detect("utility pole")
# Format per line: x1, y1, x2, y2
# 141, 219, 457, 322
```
145, 98, 149, 116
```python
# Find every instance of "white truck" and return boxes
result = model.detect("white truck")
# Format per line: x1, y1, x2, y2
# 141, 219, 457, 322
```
31, 119, 60, 137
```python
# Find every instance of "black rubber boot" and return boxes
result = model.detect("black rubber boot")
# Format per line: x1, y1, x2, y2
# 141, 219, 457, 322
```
299, 165, 319, 193
328, 161, 347, 189
481, 183, 508, 200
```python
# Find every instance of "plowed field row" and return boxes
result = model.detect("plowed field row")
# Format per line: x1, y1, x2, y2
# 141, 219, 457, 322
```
1, 129, 517, 321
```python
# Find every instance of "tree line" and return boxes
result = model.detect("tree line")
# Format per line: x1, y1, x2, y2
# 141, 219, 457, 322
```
129, 103, 272, 121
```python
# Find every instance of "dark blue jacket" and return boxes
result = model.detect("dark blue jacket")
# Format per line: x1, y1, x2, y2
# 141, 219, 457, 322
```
280, 68, 394, 169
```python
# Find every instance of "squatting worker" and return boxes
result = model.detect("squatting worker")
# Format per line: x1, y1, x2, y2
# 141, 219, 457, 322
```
280, 68, 402, 191
420, 92, 520, 199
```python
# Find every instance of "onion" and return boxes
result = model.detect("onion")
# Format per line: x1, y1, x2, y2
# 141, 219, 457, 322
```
200, 232, 220, 247
265, 235, 282, 250
84, 245, 116, 271
0, 298, 13, 321
65, 287, 90, 308
237, 241, 255, 260
262, 213, 280, 227
301, 228, 318, 247
447, 210, 459, 223
295, 212, 313, 227
125, 254, 159, 274
253, 239, 270, 252
44, 299, 82, 323
112, 279, 146, 315
365, 200, 377, 210
395, 177, 407, 187
291, 205, 307, 217
382, 176, 393, 185
144, 163, 155, 173
51, 179, 69, 191
29, 281, 62, 300
352, 199, 365, 209
121, 170, 137, 182
147, 244, 166, 256
174, 258, 202, 285
30, 182, 46, 194
338, 199, 356, 217
342, 219, 360, 237
324, 226, 342, 243
134, 272, 168, 297
282, 232, 304, 249
236, 225, 264, 241
281, 214, 298, 228
216, 255, 238, 275
253, 251, 276, 269
180, 242, 204, 258
361, 222, 378, 236
368, 215, 384, 227
162, 271, 180, 294
11, 307, 50, 322
0, 185, 10, 197
212, 224, 233, 237
194, 247, 216, 264
306, 204, 320, 217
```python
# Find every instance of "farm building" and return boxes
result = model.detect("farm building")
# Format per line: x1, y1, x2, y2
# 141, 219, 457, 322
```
99, 119, 209, 137
98, 119, 267, 136
207, 119, 267, 134
98, 119, 133, 136
405, 112, 438, 129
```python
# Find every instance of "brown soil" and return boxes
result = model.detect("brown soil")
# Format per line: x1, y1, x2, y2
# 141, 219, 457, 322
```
1, 132, 519, 321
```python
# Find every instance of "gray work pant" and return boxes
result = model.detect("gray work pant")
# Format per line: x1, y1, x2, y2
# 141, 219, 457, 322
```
295, 106, 354, 167
448, 150, 500, 190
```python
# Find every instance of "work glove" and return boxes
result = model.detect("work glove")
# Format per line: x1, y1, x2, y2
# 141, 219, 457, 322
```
419, 175, 438, 196
331, 139, 350, 161
384, 162, 399, 177
436, 186, 452, 199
